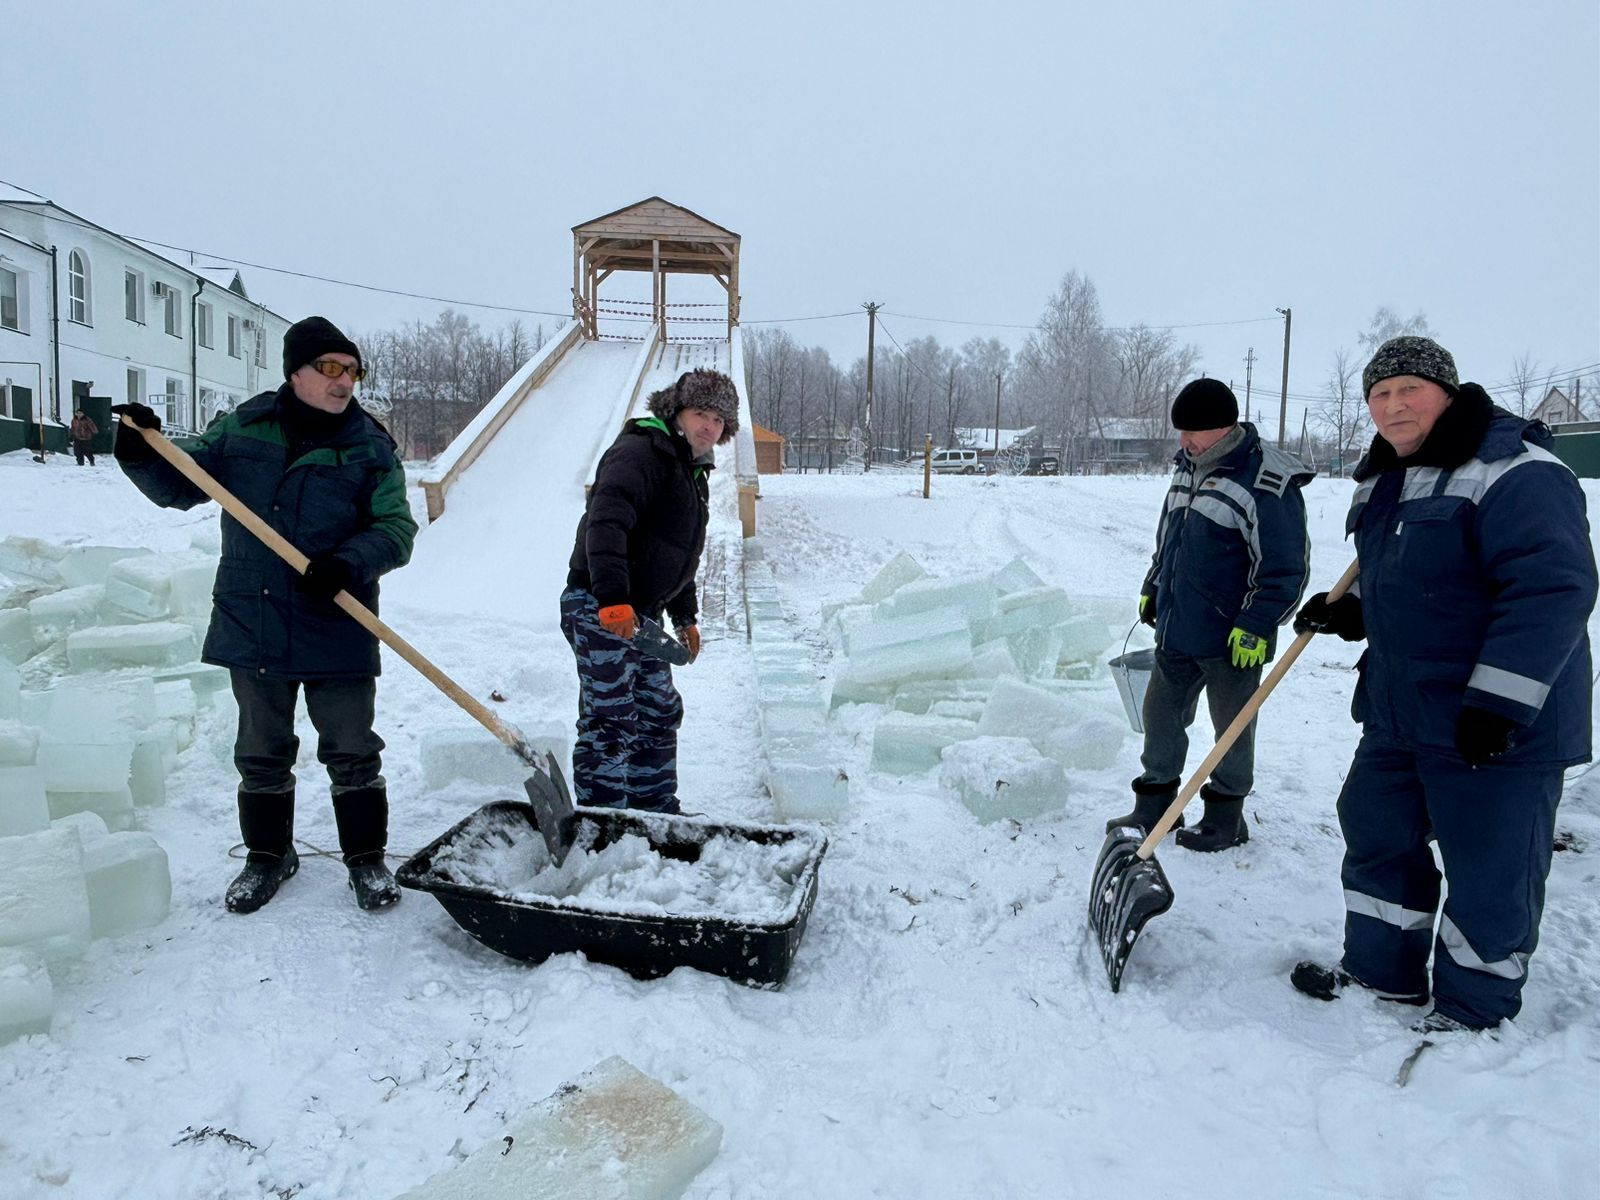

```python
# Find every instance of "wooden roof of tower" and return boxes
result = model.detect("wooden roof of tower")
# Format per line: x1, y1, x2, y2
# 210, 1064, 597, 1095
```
571, 197, 741, 340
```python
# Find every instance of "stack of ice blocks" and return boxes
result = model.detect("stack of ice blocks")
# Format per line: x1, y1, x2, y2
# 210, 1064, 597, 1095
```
821, 553, 1130, 823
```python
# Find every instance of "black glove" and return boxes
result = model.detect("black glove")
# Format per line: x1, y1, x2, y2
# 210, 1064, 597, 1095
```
297, 555, 355, 601
110, 402, 161, 462
1138, 594, 1157, 628
1455, 706, 1517, 766
1294, 591, 1365, 640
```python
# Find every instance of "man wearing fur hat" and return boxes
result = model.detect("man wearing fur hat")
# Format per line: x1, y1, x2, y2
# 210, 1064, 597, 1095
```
1291, 336, 1595, 1033
561, 367, 739, 811
112, 315, 417, 915
1104, 378, 1312, 850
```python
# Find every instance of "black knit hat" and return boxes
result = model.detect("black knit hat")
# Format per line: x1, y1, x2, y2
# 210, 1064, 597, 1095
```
283, 316, 361, 379
647, 368, 739, 445
1170, 378, 1239, 431
1362, 336, 1459, 399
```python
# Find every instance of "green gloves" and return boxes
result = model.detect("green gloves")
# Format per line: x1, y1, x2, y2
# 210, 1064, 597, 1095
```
1138, 595, 1156, 628
1228, 627, 1266, 669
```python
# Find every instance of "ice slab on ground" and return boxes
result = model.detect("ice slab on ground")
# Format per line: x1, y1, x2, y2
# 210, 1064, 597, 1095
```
1056, 614, 1116, 665
969, 639, 1022, 679
56, 545, 151, 588
829, 676, 895, 709
0, 536, 67, 585
0, 610, 31, 666
0, 660, 20, 718
189, 524, 222, 555
768, 758, 849, 821
419, 722, 569, 792
153, 662, 231, 703
0, 947, 52, 1045
977, 678, 1125, 769
940, 736, 1069, 824
393, 1054, 722, 1200
52, 811, 110, 842
38, 737, 133, 794
991, 557, 1046, 597
167, 560, 217, 617
67, 623, 198, 672
858, 550, 926, 604
129, 733, 170, 807
82, 832, 171, 939
0, 720, 38, 766
870, 712, 978, 775
27, 585, 106, 649
839, 604, 973, 686
101, 553, 206, 620
878, 572, 997, 624
0, 826, 91, 958
890, 679, 995, 715
47, 785, 135, 832
988, 586, 1074, 638
1009, 626, 1064, 680
0, 766, 49, 836
45, 675, 158, 739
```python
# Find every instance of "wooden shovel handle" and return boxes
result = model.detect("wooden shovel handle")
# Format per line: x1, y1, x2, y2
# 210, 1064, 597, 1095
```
124, 417, 542, 770
1136, 557, 1360, 859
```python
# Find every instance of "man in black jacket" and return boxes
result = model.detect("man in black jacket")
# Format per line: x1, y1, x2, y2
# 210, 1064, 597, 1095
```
561, 368, 738, 811
113, 316, 417, 914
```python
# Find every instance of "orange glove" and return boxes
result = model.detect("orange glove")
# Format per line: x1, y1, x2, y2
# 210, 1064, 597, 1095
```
678, 624, 701, 662
597, 604, 637, 640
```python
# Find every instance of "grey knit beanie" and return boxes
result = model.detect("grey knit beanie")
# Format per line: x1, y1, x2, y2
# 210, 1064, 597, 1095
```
647, 368, 739, 444
1363, 336, 1459, 399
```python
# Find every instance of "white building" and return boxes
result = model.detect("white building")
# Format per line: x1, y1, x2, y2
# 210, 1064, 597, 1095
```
0, 184, 290, 456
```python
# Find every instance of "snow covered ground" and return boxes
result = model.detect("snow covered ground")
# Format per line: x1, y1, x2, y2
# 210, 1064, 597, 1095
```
1, 444, 1597, 1199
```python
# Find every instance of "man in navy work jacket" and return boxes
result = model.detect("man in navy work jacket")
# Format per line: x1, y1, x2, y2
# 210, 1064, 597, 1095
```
114, 316, 417, 914
1104, 378, 1312, 850
1291, 336, 1596, 1033
561, 368, 738, 812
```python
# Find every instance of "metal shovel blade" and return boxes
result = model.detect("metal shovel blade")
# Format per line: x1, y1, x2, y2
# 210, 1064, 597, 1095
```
634, 616, 692, 665
1088, 827, 1176, 993
523, 751, 577, 867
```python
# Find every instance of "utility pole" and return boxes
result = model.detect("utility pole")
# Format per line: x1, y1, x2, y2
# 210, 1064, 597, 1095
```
1243, 347, 1256, 423
862, 301, 881, 471
993, 370, 1003, 451
1275, 307, 1292, 448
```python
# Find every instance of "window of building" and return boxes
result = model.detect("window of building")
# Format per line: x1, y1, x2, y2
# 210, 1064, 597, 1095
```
127, 367, 145, 408
158, 284, 180, 337
0, 268, 18, 331
124, 269, 145, 323
164, 377, 186, 429
68, 251, 91, 325
227, 313, 241, 358
196, 301, 213, 348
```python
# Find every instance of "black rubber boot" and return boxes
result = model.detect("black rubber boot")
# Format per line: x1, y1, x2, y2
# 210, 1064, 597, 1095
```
1292, 960, 1429, 1006
1174, 786, 1249, 852
334, 786, 399, 911
1103, 778, 1184, 836
226, 789, 298, 913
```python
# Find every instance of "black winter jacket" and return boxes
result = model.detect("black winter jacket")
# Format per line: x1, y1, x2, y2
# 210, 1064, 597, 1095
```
567, 416, 711, 626
119, 385, 416, 678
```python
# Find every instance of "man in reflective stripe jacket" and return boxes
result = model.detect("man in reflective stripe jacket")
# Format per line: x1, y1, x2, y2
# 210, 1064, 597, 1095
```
1104, 377, 1312, 851
1292, 336, 1596, 1031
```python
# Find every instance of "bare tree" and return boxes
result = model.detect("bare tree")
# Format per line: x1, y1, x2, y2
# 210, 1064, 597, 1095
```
1314, 347, 1367, 476
1357, 306, 1432, 356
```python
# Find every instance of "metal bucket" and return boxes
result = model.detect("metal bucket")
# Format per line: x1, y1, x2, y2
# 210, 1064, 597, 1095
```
1109, 620, 1155, 733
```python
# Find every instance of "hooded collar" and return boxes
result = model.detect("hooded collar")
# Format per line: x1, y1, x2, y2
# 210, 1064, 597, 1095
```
631, 414, 716, 470
1353, 382, 1503, 480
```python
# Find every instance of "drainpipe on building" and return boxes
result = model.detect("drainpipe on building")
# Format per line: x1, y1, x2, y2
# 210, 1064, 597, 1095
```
191, 278, 204, 430
48, 245, 62, 423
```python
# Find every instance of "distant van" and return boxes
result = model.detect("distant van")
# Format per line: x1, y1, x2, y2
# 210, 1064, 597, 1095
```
930, 447, 981, 475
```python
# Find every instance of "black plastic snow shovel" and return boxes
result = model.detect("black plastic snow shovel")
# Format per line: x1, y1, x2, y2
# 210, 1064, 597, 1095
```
120, 416, 580, 865
1089, 559, 1360, 992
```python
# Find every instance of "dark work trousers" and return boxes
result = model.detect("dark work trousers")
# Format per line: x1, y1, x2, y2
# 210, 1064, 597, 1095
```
229, 670, 384, 795
1137, 647, 1261, 798
73, 439, 95, 465
1337, 731, 1562, 1028
559, 587, 682, 812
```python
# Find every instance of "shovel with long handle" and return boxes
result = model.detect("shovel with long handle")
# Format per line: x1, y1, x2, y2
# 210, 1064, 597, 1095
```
1088, 558, 1361, 992
121, 417, 578, 864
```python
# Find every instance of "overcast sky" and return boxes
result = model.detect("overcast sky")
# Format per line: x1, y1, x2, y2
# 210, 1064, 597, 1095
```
6, 1, 1597, 431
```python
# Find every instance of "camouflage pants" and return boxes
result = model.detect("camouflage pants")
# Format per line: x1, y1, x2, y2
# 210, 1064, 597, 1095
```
559, 588, 683, 812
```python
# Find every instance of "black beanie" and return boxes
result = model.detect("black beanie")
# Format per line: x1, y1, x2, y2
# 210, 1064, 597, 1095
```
1170, 378, 1239, 431
283, 316, 361, 379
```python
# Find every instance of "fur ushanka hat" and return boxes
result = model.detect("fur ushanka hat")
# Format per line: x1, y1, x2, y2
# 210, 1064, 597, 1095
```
647, 368, 739, 445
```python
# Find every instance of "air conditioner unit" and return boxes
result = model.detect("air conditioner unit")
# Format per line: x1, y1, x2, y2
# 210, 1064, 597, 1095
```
242, 319, 255, 330
151, 281, 167, 297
